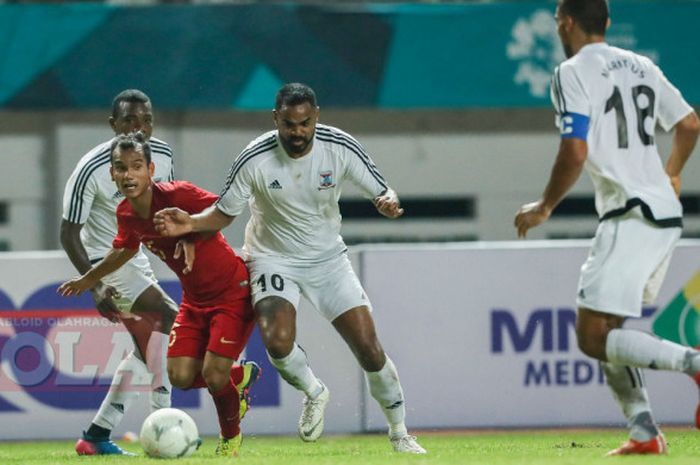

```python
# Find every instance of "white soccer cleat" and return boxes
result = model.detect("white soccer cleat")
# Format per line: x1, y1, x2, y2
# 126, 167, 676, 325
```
298, 384, 330, 442
390, 434, 427, 454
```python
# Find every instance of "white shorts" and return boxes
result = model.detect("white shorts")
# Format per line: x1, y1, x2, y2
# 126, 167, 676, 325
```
99, 252, 159, 313
576, 211, 680, 318
247, 253, 371, 322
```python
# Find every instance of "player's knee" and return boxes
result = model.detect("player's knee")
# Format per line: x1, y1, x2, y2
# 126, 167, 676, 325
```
356, 342, 385, 372
266, 339, 294, 359
201, 366, 228, 392
261, 328, 295, 358
168, 367, 195, 390
576, 327, 607, 361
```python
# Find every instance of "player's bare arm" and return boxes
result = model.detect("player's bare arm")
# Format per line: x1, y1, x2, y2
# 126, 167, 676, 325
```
665, 111, 700, 197
60, 220, 97, 275
60, 219, 123, 321
515, 138, 587, 238
154, 204, 235, 236
58, 247, 138, 297
374, 188, 404, 219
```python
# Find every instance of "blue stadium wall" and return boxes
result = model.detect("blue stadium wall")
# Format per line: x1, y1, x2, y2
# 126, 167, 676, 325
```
0, 1, 697, 110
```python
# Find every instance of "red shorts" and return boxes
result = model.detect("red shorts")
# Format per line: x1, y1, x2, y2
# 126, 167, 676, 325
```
167, 297, 255, 360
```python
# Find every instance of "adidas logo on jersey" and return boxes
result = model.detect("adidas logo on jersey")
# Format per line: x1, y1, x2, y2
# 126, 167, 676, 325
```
268, 180, 282, 189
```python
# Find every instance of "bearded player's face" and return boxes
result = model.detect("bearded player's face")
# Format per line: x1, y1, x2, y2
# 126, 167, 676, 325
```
274, 102, 319, 158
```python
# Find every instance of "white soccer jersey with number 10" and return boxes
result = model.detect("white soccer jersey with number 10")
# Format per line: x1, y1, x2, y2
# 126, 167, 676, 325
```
551, 42, 692, 226
62, 136, 174, 261
216, 124, 388, 263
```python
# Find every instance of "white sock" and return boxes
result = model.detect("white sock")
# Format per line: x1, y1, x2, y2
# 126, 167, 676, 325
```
92, 351, 148, 430
365, 356, 407, 439
268, 344, 323, 398
601, 362, 658, 441
606, 329, 695, 373
146, 332, 172, 411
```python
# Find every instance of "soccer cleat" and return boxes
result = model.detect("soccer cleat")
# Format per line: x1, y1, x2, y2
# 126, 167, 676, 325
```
215, 433, 242, 456
390, 434, 427, 454
237, 360, 262, 421
606, 434, 667, 456
298, 383, 330, 442
75, 431, 136, 456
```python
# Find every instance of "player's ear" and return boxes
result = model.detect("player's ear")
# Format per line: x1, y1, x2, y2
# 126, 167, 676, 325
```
272, 109, 279, 128
149, 162, 155, 177
109, 116, 116, 132
606, 18, 611, 30
109, 165, 115, 181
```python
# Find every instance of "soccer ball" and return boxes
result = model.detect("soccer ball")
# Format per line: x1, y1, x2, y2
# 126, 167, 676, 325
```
139, 408, 201, 458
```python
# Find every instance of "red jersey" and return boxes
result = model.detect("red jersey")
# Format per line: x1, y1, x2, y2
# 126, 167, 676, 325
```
113, 181, 249, 307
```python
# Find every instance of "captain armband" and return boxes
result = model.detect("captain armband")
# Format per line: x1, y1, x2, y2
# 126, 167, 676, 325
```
559, 112, 590, 141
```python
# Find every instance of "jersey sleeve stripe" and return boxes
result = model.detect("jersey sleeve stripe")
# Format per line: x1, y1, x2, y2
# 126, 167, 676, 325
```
151, 146, 175, 180
316, 127, 383, 176
149, 139, 172, 153
151, 145, 173, 159
67, 150, 111, 223
218, 136, 277, 198
551, 74, 562, 114
555, 66, 567, 113
315, 128, 388, 190
151, 147, 173, 157
316, 134, 388, 190
150, 140, 174, 180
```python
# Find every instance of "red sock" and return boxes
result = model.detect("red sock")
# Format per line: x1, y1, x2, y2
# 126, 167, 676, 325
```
230, 364, 244, 386
209, 381, 240, 439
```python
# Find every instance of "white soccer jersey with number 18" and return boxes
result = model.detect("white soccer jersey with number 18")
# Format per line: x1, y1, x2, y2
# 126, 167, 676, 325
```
62, 136, 174, 261
216, 124, 388, 263
551, 42, 692, 225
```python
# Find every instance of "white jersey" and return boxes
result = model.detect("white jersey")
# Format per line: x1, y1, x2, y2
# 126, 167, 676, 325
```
217, 124, 388, 263
551, 42, 692, 226
62, 136, 174, 260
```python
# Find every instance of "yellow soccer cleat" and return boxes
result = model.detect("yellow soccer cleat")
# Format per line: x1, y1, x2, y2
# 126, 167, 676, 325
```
236, 360, 262, 420
215, 433, 242, 457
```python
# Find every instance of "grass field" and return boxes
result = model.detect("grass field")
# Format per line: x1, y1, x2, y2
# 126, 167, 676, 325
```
2, 428, 699, 465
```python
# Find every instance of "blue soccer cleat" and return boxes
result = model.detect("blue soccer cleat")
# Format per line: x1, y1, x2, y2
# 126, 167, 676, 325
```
75, 431, 136, 456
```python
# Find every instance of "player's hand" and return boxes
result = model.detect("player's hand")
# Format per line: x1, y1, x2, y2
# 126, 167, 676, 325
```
58, 280, 121, 323
174, 239, 195, 275
374, 190, 404, 219
153, 208, 194, 237
58, 275, 96, 297
669, 175, 681, 197
514, 201, 552, 238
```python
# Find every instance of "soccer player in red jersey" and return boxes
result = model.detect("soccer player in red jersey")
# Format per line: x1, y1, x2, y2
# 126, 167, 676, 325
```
59, 133, 258, 456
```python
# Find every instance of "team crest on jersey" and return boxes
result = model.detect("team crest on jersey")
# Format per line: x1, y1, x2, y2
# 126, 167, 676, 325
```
318, 171, 336, 190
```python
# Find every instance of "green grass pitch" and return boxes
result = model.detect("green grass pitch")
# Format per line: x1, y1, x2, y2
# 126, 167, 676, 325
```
1, 428, 699, 464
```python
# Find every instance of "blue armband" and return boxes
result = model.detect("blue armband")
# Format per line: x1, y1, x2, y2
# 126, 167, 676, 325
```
559, 112, 589, 140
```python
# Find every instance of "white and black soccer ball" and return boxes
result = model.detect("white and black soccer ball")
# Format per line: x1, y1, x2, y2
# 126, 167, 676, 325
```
139, 408, 201, 458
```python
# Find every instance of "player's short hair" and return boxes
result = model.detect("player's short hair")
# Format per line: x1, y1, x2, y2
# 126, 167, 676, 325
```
110, 132, 152, 165
112, 89, 151, 118
275, 83, 317, 110
558, 0, 608, 35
